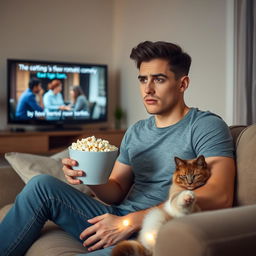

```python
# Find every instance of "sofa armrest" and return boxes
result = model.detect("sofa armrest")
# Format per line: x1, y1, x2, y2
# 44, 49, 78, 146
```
155, 205, 256, 256
0, 166, 25, 209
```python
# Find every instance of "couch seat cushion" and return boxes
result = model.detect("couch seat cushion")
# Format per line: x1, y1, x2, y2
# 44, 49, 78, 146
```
0, 204, 88, 256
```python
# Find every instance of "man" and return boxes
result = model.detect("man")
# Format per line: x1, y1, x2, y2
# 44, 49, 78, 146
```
0, 41, 235, 256
15, 77, 44, 119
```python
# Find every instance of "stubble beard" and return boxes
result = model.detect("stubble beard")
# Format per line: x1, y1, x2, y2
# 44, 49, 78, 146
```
144, 103, 167, 116
144, 101, 179, 117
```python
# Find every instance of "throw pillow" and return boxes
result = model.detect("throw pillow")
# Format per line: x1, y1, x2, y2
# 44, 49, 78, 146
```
4, 150, 92, 196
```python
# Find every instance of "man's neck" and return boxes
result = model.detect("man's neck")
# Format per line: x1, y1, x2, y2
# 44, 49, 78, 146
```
154, 105, 190, 128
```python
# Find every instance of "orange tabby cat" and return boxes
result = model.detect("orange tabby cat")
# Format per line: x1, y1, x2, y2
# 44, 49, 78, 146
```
112, 155, 210, 256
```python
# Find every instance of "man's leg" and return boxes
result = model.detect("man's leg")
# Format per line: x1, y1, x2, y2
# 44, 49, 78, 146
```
0, 174, 120, 256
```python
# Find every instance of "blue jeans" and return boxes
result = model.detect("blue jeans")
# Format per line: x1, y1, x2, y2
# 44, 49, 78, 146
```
0, 174, 131, 256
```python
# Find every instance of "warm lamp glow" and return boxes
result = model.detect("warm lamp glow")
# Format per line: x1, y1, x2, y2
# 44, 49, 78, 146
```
145, 232, 156, 245
122, 219, 130, 227
146, 233, 154, 241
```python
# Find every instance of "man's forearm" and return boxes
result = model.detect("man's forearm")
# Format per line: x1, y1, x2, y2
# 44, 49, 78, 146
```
88, 179, 127, 205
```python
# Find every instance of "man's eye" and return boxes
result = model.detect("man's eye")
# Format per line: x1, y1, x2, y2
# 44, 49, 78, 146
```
139, 78, 147, 83
154, 78, 165, 83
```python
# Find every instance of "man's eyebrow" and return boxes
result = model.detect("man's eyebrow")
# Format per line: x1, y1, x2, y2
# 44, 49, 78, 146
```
151, 73, 168, 78
138, 73, 168, 79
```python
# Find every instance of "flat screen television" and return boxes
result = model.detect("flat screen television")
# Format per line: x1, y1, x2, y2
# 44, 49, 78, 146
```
7, 59, 108, 129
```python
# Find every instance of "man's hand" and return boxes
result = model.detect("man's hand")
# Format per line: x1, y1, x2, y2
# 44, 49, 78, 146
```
59, 105, 71, 111
80, 214, 134, 252
38, 87, 44, 96
62, 158, 84, 185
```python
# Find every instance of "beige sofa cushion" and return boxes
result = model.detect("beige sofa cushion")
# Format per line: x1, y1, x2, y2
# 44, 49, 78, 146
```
234, 124, 256, 206
155, 204, 256, 256
0, 204, 88, 256
0, 166, 25, 208
26, 223, 88, 256
0, 204, 13, 221
4, 150, 92, 196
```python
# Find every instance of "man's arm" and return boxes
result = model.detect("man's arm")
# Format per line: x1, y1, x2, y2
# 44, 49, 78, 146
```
38, 88, 44, 108
28, 94, 43, 112
194, 156, 236, 210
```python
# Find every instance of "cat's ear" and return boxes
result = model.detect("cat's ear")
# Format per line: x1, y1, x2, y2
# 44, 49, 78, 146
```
174, 157, 186, 167
196, 155, 207, 168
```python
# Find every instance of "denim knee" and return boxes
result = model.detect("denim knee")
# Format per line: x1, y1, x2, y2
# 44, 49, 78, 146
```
28, 174, 57, 187
21, 174, 61, 201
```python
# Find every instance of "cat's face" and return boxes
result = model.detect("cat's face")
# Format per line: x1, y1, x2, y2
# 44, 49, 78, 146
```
172, 155, 210, 190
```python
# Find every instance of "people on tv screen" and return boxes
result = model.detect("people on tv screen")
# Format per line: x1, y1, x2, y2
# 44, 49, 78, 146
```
15, 78, 44, 120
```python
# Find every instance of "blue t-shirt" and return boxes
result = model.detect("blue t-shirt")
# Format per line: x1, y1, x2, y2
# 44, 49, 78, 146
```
16, 88, 43, 120
116, 108, 234, 212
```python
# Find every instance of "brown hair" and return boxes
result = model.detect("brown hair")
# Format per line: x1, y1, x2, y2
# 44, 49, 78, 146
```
71, 85, 85, 101
130, 41, 192, 79
48, 79, 62, 90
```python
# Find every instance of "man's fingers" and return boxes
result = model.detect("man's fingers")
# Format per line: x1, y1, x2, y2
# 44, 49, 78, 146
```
62, 166, 84, 177
87, 240, 105, 252
87, 214, 106, 224
64, 175, 81, 185
83, 233, 100, 248
80, 224, 98, 240
62, 158, 77, 166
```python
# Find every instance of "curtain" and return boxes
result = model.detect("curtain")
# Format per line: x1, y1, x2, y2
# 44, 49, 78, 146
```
234, 0, 256, 125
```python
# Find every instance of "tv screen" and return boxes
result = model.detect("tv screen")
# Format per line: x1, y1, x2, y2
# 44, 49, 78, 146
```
7, 59, 108, 128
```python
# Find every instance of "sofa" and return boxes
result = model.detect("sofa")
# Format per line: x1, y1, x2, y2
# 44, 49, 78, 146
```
1, 124, 256, 256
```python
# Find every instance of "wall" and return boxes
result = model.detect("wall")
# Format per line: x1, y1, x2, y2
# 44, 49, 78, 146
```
113, 0, 234, 127
0, 0, 115, 130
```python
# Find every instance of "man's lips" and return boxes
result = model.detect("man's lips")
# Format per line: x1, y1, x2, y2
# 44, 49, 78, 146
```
144, 97, 158, 104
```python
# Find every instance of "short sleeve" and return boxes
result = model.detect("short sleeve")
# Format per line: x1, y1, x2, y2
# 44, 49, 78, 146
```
191, 115, 235, 158
117, 127, 132, 165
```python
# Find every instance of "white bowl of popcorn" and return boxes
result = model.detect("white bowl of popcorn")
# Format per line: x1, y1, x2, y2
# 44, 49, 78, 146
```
69, 136, 118, 185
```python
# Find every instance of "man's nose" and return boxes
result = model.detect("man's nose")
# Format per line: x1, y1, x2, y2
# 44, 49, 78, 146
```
144, 80, 155, 94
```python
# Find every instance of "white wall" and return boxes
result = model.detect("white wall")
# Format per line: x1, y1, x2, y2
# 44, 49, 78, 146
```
113, 0, 234, 127
0, 0, 115, 130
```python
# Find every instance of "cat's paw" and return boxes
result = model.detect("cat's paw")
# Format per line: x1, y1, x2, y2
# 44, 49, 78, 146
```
177, 190, 196, 207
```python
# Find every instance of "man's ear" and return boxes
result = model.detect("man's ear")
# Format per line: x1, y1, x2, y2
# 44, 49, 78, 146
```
179, 76, 189, 92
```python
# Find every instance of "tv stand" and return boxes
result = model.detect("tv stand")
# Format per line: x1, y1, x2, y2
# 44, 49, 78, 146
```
0, 129, 125, 155
37, 126, 83, 132
10, 127, 26, 133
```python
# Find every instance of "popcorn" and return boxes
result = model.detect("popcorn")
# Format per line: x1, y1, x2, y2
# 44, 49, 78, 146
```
70, 136, 118, 152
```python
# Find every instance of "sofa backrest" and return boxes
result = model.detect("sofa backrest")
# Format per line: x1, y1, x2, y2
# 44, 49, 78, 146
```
231, 124, 256, 207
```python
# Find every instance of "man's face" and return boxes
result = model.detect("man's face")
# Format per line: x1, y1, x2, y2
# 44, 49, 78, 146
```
138, 59, 187, 116
33, 84, 42, 94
